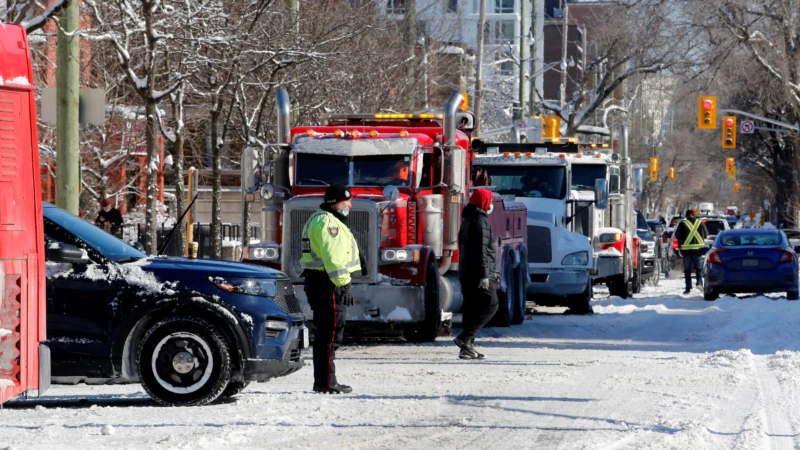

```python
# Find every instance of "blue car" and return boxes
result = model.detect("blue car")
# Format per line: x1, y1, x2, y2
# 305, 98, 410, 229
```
703, 229, 800, 301
43, 203, 306, 406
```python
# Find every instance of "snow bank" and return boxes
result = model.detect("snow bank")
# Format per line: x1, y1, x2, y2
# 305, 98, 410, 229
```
0, 328, 11, 337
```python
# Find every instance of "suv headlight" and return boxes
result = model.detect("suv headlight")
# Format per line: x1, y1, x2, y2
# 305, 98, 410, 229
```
209, 276, 278, 297
562, 251, 589, 266
380, 247, 420, 264
244, 244, 280, 261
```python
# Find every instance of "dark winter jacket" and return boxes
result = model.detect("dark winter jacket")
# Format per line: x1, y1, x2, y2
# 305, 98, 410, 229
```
458, 203, 496, 285
95, 208, 124, 234
674, 217, 708, 254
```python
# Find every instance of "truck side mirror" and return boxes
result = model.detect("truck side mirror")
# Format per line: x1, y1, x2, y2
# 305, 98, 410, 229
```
47, 242, 90, 264
383, 185, 400, 202
594, 178, 609, 210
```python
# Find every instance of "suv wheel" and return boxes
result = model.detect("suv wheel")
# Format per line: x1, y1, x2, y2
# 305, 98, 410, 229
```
137, 316, 231, 406
221, 381, 251, 398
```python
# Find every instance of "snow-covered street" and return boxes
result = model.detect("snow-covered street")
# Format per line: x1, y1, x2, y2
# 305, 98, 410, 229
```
5, 277, 800, 449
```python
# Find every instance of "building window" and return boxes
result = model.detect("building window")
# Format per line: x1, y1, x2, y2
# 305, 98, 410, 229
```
495, 0, 514, 13
492, 20, 515, 44
448, 0, 458, 13
495, 50, 515, 75
387, 0, 406, 14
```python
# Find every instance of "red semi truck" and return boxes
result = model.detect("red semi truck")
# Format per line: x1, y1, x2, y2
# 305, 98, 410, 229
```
0, 24, 49, 403
243, 91, 528, 341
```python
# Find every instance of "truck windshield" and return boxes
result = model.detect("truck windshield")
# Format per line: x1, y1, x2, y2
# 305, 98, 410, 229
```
475, 165, 566, 199
295, 154, 411, 187
295, 154, 349, 186
571, 164, 606, 190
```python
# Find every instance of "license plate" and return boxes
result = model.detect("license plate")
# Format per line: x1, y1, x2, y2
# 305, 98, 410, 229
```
742, 259, 759, 267
301, 326, 310, 349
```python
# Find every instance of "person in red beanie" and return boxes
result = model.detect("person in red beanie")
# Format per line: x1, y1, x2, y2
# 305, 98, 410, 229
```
454, 188, 498, 359
95, 197, 124, 235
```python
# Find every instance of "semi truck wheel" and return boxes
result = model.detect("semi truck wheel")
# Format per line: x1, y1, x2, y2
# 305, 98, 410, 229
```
137, 316, 231, 406
632, 261, 642, 294
404, 260, 441, 343
566, 279, 593, 315
608, 251, 633, 299
511, 262, 526, 325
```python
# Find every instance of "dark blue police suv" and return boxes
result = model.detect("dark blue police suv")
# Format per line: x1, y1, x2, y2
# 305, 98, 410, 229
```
43, 203, 306, 406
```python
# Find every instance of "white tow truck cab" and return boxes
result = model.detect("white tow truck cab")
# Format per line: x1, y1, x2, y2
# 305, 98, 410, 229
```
470, 141, 608, 311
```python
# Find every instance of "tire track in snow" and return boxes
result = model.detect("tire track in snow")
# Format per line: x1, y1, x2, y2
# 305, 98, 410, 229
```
751, 355, 797, 450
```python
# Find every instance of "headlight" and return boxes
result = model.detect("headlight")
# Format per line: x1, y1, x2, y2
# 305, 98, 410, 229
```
380, 247, 420, 264
209, 276, 278, 297
244, 244, 280, 261
264, 319, 289, 331
598, 232, 622, 243
562, 251, 589, 266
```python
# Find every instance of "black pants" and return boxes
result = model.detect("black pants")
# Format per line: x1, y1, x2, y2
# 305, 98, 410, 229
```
458, 282, 499, 342
303, 270, 347, 389
682, 253, 703, 290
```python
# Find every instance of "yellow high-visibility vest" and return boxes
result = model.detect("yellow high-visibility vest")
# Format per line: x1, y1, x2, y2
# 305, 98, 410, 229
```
300, 209, 360, 287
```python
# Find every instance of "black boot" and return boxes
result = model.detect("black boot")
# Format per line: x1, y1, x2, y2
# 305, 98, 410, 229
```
454, 336, 478, 359
313, 384, 353, 394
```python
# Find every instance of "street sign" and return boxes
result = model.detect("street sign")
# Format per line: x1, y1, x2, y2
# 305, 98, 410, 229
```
740, 120, 755, 134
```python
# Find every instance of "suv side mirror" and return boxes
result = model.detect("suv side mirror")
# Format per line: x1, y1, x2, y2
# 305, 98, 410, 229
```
594, 178, 609, 210
47, 242, 90, 264
130, 241, 145, 252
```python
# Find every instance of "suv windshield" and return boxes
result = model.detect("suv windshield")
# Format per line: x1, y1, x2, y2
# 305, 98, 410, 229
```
475, 165, 567, 199
295, 154, 411, 187
44, 206, 145, 262
571, 164, 606, 191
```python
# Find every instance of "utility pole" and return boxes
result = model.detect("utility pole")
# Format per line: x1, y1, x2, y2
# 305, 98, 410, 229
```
55, 0, 80, 214
518, 0, 529, 120
474, 0, 487, 137
530, 0, 543, 116
403, 0, 417, 111
286, 0, 299, 36
560, 0, 569, 112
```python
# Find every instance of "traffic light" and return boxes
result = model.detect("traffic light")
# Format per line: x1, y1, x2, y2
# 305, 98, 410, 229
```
726, 157, 735, 173
733, 182, 740, 192
649, 157, 659, 182
668, 166, 676, 179
698, 96, 717, 129
722, 116, 736, 148
543, 116, 560, 139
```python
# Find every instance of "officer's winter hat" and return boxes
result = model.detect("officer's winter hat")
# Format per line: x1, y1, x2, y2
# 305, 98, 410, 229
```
325, 184, 352, 204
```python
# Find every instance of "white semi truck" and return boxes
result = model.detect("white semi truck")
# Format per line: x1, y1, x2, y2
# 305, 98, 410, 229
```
471, 142, 608, 313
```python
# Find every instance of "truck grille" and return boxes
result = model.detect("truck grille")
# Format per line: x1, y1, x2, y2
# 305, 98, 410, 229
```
527, 226, 552, 263
286, 206, 375, 282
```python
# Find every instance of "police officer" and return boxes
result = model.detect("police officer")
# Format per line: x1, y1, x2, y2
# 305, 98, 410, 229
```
674, 209, 708, 294
301, 184, 360, 394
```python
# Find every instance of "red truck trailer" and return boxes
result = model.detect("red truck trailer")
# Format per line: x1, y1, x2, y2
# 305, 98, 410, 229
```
242, 91, 529, 341
0, 24, 49, 403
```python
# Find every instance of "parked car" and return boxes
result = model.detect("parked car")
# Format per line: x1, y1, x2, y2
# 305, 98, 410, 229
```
703, 229, 799, 301
43, 203, 307, 406
636, 209, 660, 286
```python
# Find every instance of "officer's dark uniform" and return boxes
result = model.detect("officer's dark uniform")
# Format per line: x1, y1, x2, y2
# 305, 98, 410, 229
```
301, 185, 360, 394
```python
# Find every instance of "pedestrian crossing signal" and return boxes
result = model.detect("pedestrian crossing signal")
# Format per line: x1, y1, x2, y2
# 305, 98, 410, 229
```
733, 182, 740, 192
668, 167, 676, 179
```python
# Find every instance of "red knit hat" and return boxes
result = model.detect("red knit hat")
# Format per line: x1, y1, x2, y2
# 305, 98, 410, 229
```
470, 188, 493, 212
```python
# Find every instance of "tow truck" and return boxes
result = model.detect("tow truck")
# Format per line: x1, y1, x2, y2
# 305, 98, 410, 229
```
242, 91, 529, 341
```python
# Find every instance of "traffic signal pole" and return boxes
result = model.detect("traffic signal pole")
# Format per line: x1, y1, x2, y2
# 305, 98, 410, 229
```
718, 109, 799, 133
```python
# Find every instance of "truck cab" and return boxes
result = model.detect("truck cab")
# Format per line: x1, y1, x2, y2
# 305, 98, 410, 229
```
471, 142, 606, 313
